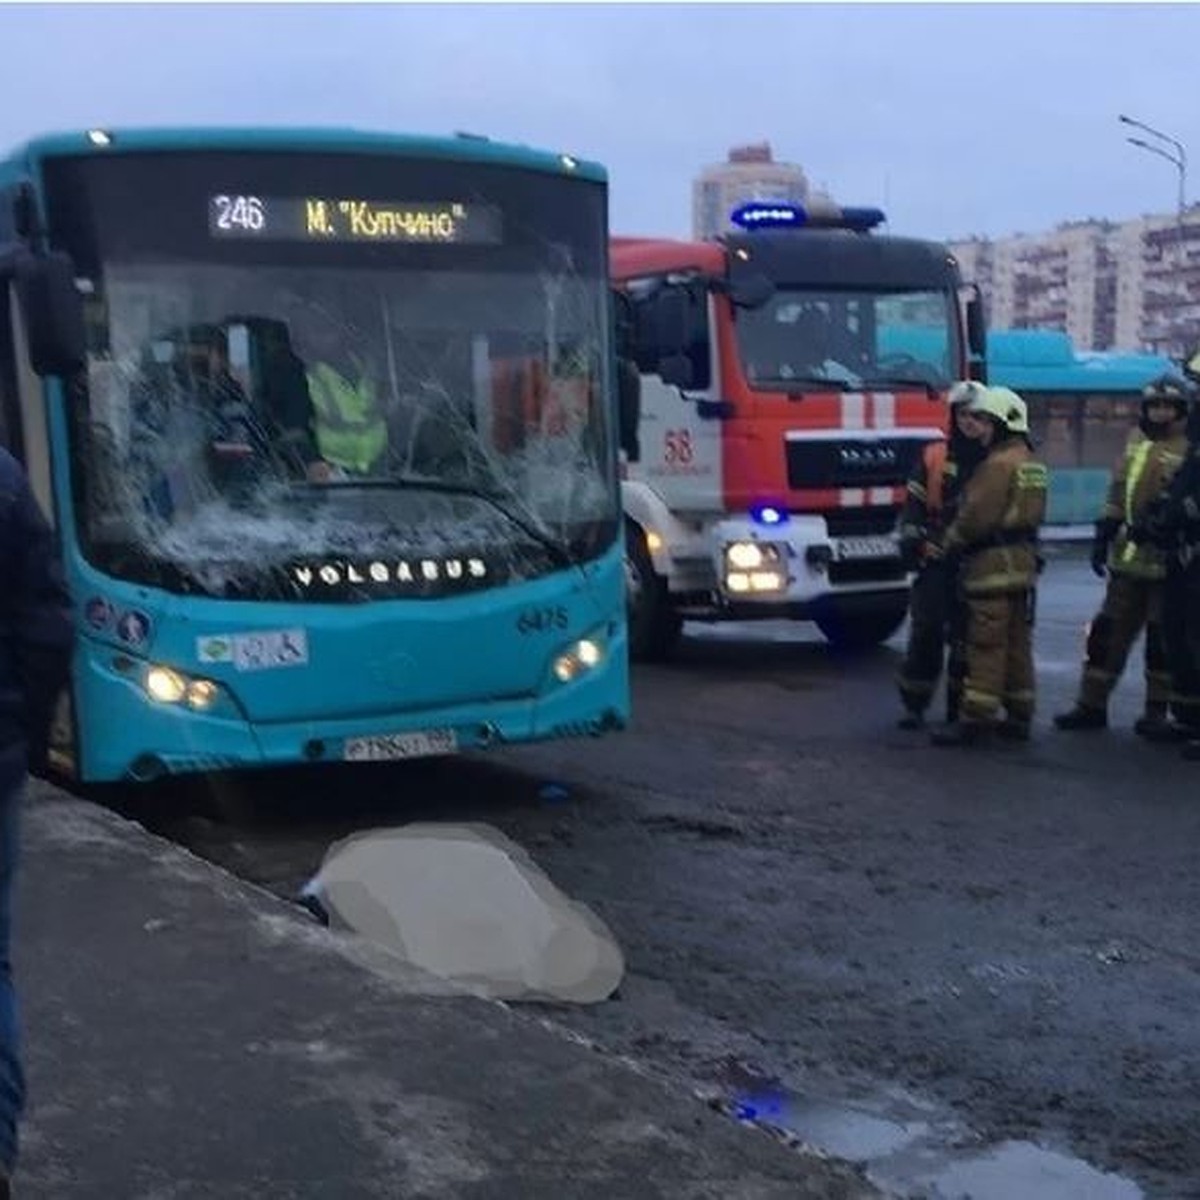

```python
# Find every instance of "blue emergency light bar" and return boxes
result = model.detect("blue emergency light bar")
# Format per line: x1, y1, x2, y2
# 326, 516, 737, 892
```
730, 201, 886, 234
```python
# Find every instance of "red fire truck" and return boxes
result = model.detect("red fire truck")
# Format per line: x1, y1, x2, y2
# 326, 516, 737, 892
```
612, 200, 986, 659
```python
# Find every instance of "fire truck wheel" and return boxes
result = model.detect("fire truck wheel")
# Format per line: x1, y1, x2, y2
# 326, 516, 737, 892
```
815, 598, 908, 652
625, 521, 683, 662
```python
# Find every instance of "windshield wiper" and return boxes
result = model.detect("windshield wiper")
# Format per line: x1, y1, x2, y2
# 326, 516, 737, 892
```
754, 377, 856, 392
865, 376, 947, 399
297, 476, 576, 570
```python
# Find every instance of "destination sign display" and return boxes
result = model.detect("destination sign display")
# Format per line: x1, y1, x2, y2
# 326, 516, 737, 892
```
208, 195, 503, 244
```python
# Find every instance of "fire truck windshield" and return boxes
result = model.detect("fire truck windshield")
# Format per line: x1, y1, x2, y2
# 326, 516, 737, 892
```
734, 287, 956, 393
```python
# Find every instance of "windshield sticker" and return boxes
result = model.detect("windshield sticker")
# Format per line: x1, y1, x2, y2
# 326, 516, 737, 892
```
196, 635, 234, 664
233, 629, 309, 672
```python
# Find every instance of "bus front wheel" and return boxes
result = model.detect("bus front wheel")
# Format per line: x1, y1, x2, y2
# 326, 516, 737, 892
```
625, 522, 683, 662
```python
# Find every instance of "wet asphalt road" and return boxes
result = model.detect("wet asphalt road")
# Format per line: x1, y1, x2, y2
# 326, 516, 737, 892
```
108, 549, 1200, 1198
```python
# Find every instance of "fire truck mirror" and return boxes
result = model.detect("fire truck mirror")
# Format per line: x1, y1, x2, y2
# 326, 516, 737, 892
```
645, 287, 690, 358
728, 272, 774, 310
966, 291, 987, 359
617, 356, 642, 462
657, 354, 694, 390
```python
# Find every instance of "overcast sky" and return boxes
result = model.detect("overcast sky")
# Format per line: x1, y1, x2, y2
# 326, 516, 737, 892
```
1, 3, 1196, 243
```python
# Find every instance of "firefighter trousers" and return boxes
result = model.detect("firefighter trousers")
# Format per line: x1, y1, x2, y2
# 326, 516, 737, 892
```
896, 561, 950, 716
961, 589, 1036, 727
1076, 573, 1170, 714
1163, 558, 1200, 733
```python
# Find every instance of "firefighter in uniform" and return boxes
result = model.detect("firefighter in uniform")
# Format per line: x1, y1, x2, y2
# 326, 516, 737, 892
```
931, 387, 1048, 747
1139, 367, 1200, 758
895, 381, 988, 728
1054, 374, 1191, 736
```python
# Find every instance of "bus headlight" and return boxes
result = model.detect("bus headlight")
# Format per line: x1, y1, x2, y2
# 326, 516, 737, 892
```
552, 632, 607, 684
146, 667, 187, 704
723, 541, 787, 595
144, 666, 221, 710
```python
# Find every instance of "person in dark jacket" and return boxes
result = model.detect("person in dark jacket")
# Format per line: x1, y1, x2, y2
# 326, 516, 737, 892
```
0, 448, 73, 1194
1137, 383, 1200, 756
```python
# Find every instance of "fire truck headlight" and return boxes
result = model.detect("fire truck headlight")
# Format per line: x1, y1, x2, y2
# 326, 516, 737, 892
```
724, 542, 787, 594
727, 541, 766, 570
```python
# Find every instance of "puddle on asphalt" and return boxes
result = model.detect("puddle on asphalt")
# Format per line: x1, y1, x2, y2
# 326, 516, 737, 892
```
732, 1090, 1143, 1199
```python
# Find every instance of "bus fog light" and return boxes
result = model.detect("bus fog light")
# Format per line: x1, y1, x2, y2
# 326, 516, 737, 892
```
553, 654, 579, 683
146, 667, 187, 704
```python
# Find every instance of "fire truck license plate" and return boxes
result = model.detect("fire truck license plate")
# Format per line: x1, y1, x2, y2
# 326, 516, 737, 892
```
344, 729, 458, 762
836, 535, 898, 561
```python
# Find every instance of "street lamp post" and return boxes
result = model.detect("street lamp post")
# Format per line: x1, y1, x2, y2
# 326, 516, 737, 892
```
1120, 114, 1189, 354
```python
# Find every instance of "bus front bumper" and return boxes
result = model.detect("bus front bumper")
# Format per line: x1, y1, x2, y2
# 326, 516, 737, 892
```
72, 637, 629, 784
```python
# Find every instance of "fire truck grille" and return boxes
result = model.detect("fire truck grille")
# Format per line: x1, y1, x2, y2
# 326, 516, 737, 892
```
785, 436, 925, 491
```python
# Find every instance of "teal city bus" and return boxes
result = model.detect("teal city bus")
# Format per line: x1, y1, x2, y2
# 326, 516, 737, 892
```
986, 330, 1177, 525
0, 127, 630, 783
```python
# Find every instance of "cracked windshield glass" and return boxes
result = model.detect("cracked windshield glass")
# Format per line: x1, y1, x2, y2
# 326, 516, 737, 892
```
49, 153, 616, 599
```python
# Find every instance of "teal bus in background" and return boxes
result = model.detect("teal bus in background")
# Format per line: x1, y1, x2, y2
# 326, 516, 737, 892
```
986, 330, 1176, 526
0, 127, 630, 784
880, 322, 1176, 525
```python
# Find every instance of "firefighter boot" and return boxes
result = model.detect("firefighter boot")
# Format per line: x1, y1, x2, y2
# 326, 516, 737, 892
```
1053, 705, 1107, 731
997, 719, 1032, 742
930, 721, 993, 748
1134, 704, 1173, 740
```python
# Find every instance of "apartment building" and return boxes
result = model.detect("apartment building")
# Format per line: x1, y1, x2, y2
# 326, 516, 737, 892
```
692, 143, 812, 241
950, 208, 1200, 354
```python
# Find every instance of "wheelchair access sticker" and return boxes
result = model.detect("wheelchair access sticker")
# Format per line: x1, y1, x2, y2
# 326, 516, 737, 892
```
196, 629, 309, 672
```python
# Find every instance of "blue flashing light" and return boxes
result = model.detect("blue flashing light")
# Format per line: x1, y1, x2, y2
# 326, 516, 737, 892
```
839, 206, 887, 232
751, 504, 788, 527
730, 202, 807, 231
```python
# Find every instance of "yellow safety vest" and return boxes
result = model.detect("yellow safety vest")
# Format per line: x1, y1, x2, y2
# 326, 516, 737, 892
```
307, 360, 388, 475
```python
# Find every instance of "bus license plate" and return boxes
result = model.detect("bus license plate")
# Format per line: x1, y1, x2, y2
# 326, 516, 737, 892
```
836, 535, 898, 561
344, 729, 458, 762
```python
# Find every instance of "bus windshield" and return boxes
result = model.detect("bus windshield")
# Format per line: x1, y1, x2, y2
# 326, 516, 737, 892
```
734, 287, 957, 392
43, 150, 617, 599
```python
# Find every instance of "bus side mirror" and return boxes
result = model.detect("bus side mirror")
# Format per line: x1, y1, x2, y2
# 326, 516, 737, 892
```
16, 252, 86, 378
1183, 343, 1200, 382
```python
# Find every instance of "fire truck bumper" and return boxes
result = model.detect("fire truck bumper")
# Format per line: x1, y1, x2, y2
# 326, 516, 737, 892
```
688, 512, 910, 615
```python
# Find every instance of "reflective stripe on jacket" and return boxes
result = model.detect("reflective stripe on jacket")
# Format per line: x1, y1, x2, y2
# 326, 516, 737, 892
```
1104, 427, 1188, 580
944, 440, 1048, 594
307, 361, 388, 475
